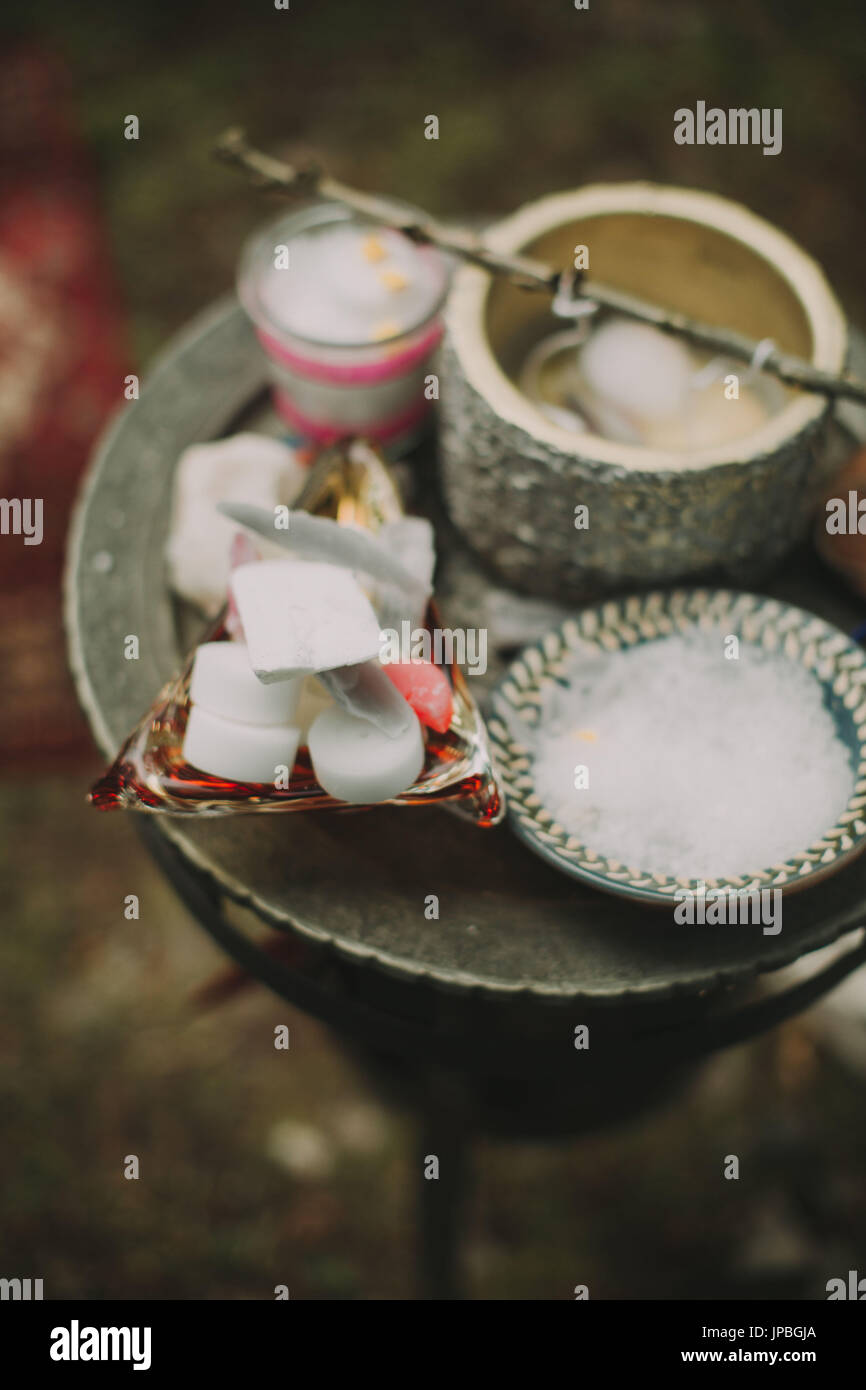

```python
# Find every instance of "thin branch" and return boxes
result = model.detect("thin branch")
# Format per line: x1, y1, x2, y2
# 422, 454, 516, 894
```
215, 128, 866, 407
572, 278, 866, 404
214, 127, 555, 290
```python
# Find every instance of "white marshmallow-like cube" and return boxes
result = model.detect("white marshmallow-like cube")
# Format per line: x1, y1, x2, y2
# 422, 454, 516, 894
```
231, 559, 382, 683
189, 642, 302, 725
184, 705, 300, 784
308, 705, 425, 803
166, 433, 306, 615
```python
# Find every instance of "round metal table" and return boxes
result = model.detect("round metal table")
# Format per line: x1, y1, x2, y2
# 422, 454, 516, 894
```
65, 298, 866, 1296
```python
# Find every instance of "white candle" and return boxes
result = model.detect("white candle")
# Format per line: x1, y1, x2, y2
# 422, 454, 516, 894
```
190, 642, 302, 725
184, 640, 302, 783
308, 705, 425, 803
184, 706, 300, 785
518, 314, 777, 455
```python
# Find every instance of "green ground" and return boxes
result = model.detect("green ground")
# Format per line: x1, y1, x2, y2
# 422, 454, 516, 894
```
4, 779, 866, 1299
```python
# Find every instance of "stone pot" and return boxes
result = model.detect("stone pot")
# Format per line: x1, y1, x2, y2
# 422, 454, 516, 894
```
438, 183, 847, 600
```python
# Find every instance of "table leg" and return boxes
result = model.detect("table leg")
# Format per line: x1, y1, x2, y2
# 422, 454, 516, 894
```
415, 1071, 473, 1301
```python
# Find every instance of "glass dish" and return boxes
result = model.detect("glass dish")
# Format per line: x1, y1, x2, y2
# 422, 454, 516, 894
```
90, 441, 504, 827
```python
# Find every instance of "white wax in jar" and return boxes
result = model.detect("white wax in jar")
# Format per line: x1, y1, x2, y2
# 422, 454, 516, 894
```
307, 705, 425, 803
258, 224, 443, 346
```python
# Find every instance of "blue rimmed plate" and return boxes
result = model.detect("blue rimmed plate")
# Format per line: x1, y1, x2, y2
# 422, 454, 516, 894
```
488, 588, 866, 906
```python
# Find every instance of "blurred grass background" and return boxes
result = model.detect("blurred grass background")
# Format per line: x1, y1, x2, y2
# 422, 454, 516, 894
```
2, 0, 866, 1299
8, 0, 866, 361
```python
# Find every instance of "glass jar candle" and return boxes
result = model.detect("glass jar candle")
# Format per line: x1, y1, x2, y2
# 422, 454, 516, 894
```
238, 202, 449, 453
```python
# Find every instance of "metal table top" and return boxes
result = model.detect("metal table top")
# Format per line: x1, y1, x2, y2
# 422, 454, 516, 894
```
65, 298, 866, 1011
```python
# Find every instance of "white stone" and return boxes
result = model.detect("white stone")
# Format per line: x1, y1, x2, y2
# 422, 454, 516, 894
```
189, 642, 301, 725
307, 704, 425, 803
183, 705, 300, 784
230, 559, 382, 682
165, 433, 306, 615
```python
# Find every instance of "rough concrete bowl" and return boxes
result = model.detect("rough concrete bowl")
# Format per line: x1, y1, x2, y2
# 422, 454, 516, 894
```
438, 184, 848, 600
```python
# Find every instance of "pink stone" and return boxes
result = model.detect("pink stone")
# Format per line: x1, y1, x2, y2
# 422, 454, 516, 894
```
382, 659, 453, 733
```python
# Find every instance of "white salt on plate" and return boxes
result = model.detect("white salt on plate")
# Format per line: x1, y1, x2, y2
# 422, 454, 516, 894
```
530, 630, 855, 882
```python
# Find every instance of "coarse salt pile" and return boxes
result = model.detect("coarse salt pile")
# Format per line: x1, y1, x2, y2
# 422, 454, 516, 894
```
530, 630, 855, 881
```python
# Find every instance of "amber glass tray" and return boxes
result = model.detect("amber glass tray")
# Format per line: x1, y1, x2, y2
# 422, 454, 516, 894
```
89, 441, 503, 826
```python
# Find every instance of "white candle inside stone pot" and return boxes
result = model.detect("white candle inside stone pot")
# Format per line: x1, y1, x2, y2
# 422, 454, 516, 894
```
518, 314, 784, 456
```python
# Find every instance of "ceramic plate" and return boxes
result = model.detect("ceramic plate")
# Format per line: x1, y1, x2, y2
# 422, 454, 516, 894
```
489, 588, 866, 905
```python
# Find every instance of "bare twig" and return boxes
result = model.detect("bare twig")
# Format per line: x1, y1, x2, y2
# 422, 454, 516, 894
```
570, 278, 866, 404
215, 127, 555, 290
215, 127, 866, 407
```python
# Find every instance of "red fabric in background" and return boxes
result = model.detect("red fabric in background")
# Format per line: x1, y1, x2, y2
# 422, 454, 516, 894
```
0, 47, 131, 767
